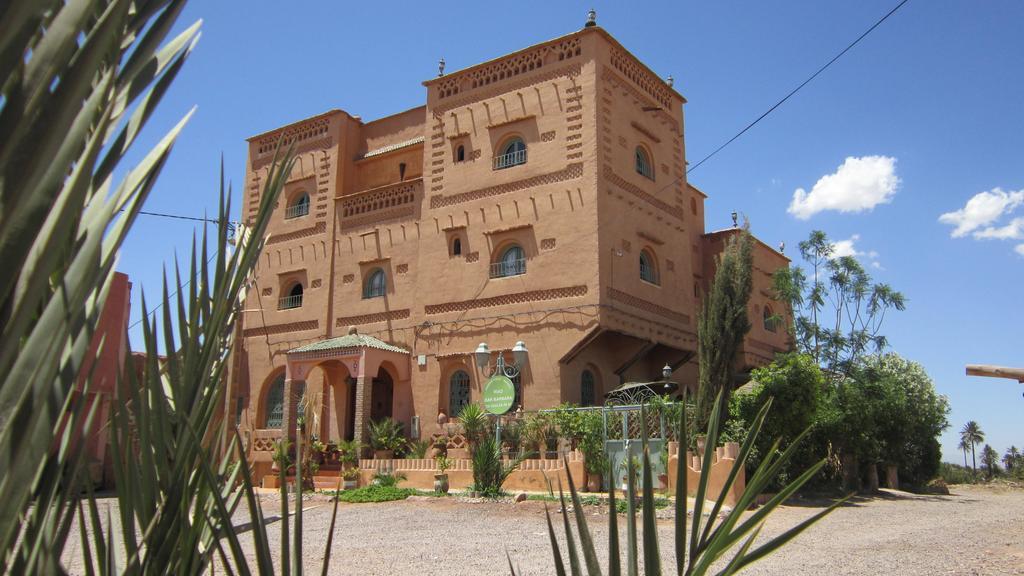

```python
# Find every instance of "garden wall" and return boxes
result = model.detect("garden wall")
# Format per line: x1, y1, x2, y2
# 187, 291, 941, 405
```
666, 441, 744, 507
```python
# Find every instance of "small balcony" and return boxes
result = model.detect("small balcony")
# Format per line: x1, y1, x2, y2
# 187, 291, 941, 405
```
277, 293, 303, 310
489, 258, 527, 279
492, 148, 527, 170
284, 202, 309, 220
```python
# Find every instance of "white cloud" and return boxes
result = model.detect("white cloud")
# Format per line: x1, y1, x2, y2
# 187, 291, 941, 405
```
829, 234, 883, 269
973, 217, 1024, 240
1016, 244, 1024, 258
830, 234, 861, 258
788, 156, 900, 220
938, 188, 1024, 238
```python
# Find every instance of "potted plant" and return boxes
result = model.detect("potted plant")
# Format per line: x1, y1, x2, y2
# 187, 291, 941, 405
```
336, 439, 363, 469
368, 417, 406, 459
310, 439, 327, 465
619, 454, 641, 498
434, 455, 451, 494
657, 442, 670, 490
521, 413, 549, 458
543, 423, 559, 459
341, 466, 360, 490
431, 433, 449, 458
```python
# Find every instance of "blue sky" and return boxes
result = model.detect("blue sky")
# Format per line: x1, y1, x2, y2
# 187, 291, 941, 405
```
118, 1, 1023, 464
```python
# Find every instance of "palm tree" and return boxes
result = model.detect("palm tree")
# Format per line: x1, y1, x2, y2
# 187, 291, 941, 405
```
1004, 446, 1021, 473
961, 421, 985, 474
959, 438, 971, 469
981, 444, 1000, 479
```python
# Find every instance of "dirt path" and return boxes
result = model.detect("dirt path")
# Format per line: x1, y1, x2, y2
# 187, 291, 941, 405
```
62, 485, 1024, 574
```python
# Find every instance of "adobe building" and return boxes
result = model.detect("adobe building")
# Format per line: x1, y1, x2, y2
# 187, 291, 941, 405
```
230, 18, 790, 478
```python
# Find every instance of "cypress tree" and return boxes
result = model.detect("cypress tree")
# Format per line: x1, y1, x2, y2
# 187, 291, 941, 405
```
697, 228, 754, 430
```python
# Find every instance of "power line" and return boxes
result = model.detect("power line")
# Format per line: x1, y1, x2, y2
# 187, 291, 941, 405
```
683, 0, 911, 178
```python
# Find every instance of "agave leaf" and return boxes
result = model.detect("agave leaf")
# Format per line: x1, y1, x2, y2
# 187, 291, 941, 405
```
564, 457, 602, 574
557, 478, 583, 576
544, 502, 568, 576
625, 446, 638, 576
674, 389, 688, 575
690, 390, 723, 562
715, 523, 763, 576
607, 467, 621, 576
698, 398, 773, 546
321, 475, 345, 576
735, 494, 850, 573
638, 405, 660, 575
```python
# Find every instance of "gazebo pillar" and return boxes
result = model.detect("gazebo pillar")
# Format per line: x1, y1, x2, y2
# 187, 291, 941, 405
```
352, 373, 371, 455
283, 377, 305, 440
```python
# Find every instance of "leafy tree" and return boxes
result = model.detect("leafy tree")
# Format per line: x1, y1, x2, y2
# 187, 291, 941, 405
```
734, 353, 827, 488
1003, 446, 1021, 474
773, 230, 906, 377
960, 421, 985, 474
981, 444, 1000, 478
959, 438, 971, 470
697, 227, 753, 430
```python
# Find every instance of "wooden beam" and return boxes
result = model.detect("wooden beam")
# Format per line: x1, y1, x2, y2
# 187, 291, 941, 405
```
966, 364, 1024, 383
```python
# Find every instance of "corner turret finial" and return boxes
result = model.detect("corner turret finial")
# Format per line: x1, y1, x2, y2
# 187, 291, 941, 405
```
666, 74, 674, 87
585, 8, 597, 27
438, 57, 445, 77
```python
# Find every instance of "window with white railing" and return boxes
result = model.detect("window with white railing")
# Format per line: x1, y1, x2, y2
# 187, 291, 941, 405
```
493, 137, 527, 170
490, 245, 526, 278
285, 192, 309, 219
278, 282, 303, 309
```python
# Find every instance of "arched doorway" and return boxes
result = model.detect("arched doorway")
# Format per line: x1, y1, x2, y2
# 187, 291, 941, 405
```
370, 366, 394, 422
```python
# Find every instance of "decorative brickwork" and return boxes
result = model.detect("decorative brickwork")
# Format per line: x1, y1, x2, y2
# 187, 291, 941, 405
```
396, 263, 409, 274
340, 179, 421, 231
540, 238, 557, 250
310, 279, 322, 289
335, 309, 411, 327
243, 319, 319, 338
608, 287, 690, 324
603, 67, 679, 134
342, 206, 415, 231
434, 38, 581, 100
267, 221, 326, 245
608, 49, 674, 109
432, 63, 582, 113
604, 164, 685, 221
254, 116, 331, 156
666, 259, 675, 272
541, 130, 556, 142
425, 285, 587, 315
261, 287, 273, 296
342, 274, 355, 284
430, 163, 582, 208
465, 252, 480, 263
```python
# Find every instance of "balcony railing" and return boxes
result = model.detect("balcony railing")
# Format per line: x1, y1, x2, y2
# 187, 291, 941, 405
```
490, 258, 526, 278
284, 202, 309, 219
278, 294, 303, 310
492, 148, 527, 170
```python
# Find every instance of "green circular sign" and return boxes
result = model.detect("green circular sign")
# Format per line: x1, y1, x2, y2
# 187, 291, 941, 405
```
483, 375, 515, 415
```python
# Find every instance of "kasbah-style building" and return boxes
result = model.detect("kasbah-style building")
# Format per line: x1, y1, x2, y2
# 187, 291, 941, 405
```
230, 18, 790, 481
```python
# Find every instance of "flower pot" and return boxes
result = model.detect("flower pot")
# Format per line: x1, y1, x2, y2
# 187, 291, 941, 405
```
342, 479, 358, 490
433, 473, 450, 494
373, 450, 394, 460
586, 473, 602, 493
658, 473, 669, 490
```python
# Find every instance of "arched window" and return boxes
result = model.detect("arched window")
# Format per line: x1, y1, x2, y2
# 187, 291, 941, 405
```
581, 370, 596, 407
285, 192, 310, 219
764, 306, 778, 333
639, 250, 658, 284
363, 268, 386, 299
456, 145, 466, 162
279, 282, 303, 309
264, 374, 285, 428
448, 370, 471, 416
452, 237, 462, 256
494, 137, 527, 169
491, 244, 526, 278
635, 147, 654, 180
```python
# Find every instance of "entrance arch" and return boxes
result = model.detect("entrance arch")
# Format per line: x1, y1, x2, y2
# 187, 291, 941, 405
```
370, 366, 394, 423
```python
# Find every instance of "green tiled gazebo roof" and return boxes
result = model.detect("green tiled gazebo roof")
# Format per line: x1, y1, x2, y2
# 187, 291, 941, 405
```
288, 333, 408, 355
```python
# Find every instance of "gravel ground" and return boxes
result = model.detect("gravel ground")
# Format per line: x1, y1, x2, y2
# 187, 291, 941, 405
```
62, 484, 1024, 575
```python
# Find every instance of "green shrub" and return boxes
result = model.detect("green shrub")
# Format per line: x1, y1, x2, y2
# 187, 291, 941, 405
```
407, 439, 431, 459
470, 436, 528, 497
368, 417, 406, 453
334, 485, 417, 503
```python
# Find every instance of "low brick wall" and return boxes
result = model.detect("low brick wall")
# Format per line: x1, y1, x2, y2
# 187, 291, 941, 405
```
357, 451, 586, 492
666, 441, 744, 507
